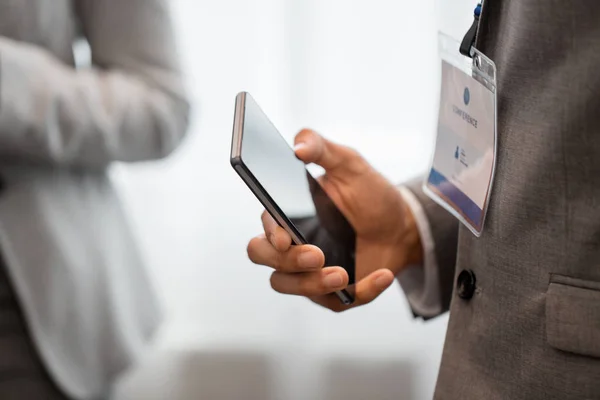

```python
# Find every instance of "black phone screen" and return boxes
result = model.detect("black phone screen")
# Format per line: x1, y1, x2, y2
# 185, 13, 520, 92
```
240, 94, 356, 284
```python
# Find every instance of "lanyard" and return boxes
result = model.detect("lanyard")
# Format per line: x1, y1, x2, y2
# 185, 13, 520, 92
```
459, 2, 483, 57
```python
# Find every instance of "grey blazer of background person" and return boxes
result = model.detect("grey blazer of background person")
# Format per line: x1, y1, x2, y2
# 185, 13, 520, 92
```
308, 2, 600, 399
0, 0, 190, 399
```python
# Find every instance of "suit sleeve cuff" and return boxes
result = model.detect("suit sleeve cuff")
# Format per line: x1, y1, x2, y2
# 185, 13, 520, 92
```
396, 186, 443, 318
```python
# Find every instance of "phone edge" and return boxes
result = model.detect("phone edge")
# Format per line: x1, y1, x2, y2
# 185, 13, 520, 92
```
230, 91, 246, 164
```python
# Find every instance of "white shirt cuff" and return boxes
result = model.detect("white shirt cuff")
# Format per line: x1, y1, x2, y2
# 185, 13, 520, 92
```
396, 186, 443, 318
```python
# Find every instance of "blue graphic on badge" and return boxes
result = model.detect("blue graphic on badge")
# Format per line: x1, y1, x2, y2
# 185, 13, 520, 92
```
455, 146, 460, 159
463, 87, 470, 106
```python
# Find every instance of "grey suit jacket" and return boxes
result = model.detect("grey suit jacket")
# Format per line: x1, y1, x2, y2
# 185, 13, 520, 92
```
408, 1, 600, 398
0, 1, 189, 399
317, 1, 600, 399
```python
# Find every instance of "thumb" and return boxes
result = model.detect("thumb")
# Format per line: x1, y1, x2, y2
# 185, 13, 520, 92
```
353, 269, 395, 306
308, 268, 395, 312
293, 129, 360, 174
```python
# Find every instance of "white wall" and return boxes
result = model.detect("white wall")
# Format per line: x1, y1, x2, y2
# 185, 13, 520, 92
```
112, 1, 475, 399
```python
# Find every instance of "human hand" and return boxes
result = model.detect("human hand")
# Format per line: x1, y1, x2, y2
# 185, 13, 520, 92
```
247, 129, 423, 311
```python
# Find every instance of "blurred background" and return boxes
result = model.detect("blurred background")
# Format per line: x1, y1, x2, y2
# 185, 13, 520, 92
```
108, 1, 476, 399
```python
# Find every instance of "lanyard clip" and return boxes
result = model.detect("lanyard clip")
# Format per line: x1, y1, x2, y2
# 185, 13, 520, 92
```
459, 3, 482, 58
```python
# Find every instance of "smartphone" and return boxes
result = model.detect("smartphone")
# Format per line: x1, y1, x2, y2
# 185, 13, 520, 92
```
230, 92, 355, 305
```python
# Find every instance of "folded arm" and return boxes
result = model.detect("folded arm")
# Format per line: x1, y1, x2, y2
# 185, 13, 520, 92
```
0, 0, 190, 168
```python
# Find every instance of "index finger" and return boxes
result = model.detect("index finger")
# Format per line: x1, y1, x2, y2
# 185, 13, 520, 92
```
261, 211, 292, 252
294, 129, 361, 175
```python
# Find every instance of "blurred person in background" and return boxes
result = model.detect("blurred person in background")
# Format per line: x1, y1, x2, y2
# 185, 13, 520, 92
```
247, 2, 600, 399
0, 0, 189, 399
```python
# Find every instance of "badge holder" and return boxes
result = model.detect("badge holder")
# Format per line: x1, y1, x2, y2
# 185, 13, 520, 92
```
423, 32, 497, 237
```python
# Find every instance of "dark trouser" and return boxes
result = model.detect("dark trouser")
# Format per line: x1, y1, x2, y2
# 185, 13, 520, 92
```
0, 256, 68, 399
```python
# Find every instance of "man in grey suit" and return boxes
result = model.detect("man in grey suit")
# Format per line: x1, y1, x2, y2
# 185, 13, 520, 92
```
246, 1, 600, 399
0, 0, 189, 399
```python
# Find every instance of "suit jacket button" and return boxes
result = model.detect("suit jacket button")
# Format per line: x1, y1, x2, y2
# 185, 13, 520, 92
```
456, 269, 476, 300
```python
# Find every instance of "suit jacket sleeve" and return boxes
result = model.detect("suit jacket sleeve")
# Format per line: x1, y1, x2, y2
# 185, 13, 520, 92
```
403, 177, 459, 317
0, 0, 190, 168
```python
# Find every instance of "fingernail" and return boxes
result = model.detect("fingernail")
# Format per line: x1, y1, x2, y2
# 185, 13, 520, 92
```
268, 233, 276, 246
293, 143, 307, 152
298, 251, 320, 269
375, 272, 392, 290
324, 273, 344, 288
